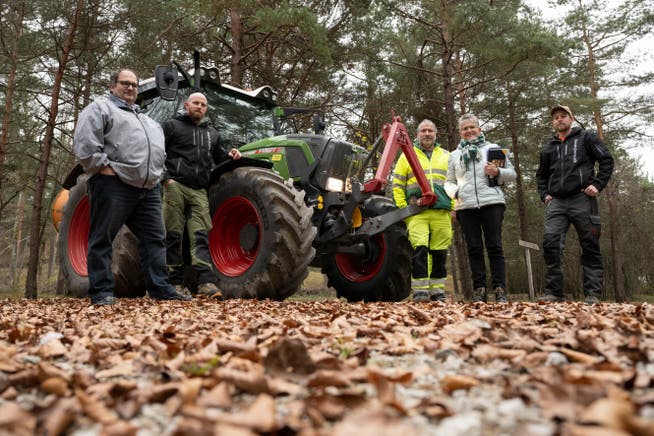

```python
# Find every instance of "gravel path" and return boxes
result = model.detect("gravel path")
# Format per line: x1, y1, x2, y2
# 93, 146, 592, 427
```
1, 298, 653, 435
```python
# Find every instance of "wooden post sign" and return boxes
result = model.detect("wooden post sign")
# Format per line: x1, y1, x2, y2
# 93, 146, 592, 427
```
518, 240, 539, 300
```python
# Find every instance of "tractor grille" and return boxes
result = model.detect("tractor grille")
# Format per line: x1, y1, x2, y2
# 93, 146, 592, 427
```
286, 134, 367, 193
318, 139, 367, 192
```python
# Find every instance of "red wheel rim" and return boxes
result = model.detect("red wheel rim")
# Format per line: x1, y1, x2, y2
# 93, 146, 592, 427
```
68, 195, 90, 276
210, 197, 262, 276
334, 233, 385, 283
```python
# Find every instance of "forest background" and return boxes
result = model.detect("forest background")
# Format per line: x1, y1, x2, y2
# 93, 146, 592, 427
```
0, 0, 652, 301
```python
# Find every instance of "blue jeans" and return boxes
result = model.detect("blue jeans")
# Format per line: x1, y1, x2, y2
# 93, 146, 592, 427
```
457, 204, 506, 289
87, 174, 174, 300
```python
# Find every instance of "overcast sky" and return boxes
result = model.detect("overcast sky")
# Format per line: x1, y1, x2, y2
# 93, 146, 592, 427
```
526, 0, 654, 180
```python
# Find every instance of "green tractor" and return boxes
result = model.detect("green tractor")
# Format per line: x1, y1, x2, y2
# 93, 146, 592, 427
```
54, 56, 437, 301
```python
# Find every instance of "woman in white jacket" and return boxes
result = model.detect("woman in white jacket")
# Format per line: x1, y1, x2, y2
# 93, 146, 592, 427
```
445, 114, 516, 303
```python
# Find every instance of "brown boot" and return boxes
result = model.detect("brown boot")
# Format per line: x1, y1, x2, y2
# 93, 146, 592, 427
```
174, 284, 192, 297
198, 282, 224, 299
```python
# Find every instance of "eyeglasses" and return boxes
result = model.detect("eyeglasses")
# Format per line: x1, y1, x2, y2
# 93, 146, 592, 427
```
117, 80, 138, 89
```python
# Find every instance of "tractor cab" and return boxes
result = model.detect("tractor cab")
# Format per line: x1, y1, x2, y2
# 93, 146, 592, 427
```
137, 67, 278, 148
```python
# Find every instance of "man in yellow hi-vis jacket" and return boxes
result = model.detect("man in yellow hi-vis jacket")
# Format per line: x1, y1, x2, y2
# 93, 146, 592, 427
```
392, 119, 453, 302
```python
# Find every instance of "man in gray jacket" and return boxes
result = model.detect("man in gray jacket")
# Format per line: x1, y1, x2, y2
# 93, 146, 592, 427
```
73, 68, 191, 305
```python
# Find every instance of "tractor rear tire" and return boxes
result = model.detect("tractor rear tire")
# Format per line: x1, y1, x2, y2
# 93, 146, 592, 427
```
208, 167, 316, 300
57, 176, 145, 298
321, 196, 411, 302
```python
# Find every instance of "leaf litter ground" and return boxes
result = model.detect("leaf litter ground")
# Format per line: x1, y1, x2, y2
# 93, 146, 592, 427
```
1, 298, 653, 435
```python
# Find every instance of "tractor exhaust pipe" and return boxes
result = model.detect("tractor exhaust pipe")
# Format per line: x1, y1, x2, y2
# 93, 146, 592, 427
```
193, 50, 201, 91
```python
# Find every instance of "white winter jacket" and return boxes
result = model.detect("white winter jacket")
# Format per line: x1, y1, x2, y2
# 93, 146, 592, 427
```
445, 142, 516, 210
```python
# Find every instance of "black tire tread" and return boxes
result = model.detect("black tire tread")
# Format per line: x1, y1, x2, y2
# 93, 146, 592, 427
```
209, 168, 316, 300
321, 196, 412, 302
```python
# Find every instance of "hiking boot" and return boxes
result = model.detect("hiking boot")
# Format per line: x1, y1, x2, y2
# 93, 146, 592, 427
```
91, 295, 116, 306
149, 290, 192, 301
174, 284, 192, 297
585, 295, 600, 305
198, 282, 223, 299
538, 293, 564, 303
471, 287, 487, 303
430, 292, 447, 302
494, 287, 508, 303
413, 290, 430, 302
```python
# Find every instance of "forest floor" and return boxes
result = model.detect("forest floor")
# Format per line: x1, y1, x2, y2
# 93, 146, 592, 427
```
1, 294, 653, 435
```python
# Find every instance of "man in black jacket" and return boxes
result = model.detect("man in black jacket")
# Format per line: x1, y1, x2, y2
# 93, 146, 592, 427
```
536, 105, 614, 304
162, 92, 241, 298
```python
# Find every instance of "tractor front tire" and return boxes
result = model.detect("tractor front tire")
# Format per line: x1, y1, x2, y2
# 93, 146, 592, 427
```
321, 196, 412, 302
208, 167, 316, 300
57, 177, 145, 298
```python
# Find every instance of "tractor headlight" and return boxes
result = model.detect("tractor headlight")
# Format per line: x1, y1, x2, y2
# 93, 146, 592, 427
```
325, 177, 345, 192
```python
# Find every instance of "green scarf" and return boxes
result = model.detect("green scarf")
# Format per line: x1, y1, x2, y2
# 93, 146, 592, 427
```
459, 133, 485, 169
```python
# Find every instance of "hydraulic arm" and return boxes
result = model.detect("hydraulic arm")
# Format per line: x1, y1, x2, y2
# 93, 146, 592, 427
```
362, 115, 437, 207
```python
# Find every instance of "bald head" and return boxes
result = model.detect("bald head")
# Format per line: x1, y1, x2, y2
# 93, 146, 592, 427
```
185, 92, 208, 124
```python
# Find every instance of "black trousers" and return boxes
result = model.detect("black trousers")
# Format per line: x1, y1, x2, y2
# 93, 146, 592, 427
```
457, 204, 506, 290
543, 193, 602, 297
87, 174, 174, 300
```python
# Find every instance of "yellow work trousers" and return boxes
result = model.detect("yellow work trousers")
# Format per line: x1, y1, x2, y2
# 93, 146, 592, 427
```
405, 209, 452, 295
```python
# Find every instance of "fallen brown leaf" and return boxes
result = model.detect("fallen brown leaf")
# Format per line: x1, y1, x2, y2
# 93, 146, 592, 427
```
440, 373, 480, 394
0, 401, 36, 436
41, 377, 69, 396
1, 298, 653, 435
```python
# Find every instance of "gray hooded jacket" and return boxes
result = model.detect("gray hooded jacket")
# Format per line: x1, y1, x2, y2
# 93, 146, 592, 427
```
73, 94, 166, 189
445, 142, 516, 210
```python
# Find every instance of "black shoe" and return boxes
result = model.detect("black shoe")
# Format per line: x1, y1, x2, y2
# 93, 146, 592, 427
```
431, 292, 447, 302
584, 295, 600, 305
471, 287, 487, 303
91, 295, 116, 306
494, 287, 508, 303
538, 293, 564, 303
149, 291, 192, 301
413, 290, 430, 302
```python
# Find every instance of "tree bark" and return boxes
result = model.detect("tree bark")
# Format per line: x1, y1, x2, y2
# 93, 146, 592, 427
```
438, 1, 472, 299
0, 3, 24, 201
10, 191, 25, 290
579, 6, 626, 302
505, 82, 529, 242
25, 0, 84, 298
229, 8, 245, 86
46, 227, 57, 282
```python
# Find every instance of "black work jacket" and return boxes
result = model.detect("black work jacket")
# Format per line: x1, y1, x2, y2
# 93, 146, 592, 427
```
162, 113, 228, 189
536, 127, 614, 201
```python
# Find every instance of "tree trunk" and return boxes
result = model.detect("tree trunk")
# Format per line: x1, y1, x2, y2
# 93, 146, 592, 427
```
10, 191, 25, 290
438, 1, 471, 299
505, 83, 529, 242
46, 227, 57, 282
25, 0, 84, 298
0, 3, 24, 200
229, 8, 245, 86
579, 9, 626, 302
604, 182, 625, 301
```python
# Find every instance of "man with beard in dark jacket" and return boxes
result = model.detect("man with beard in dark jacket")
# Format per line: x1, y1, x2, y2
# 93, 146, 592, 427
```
162, 92, 241, 298
536, 105, 614, 304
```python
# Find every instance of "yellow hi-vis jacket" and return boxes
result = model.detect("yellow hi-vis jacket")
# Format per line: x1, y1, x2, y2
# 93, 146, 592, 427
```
392, 145, 453, 210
